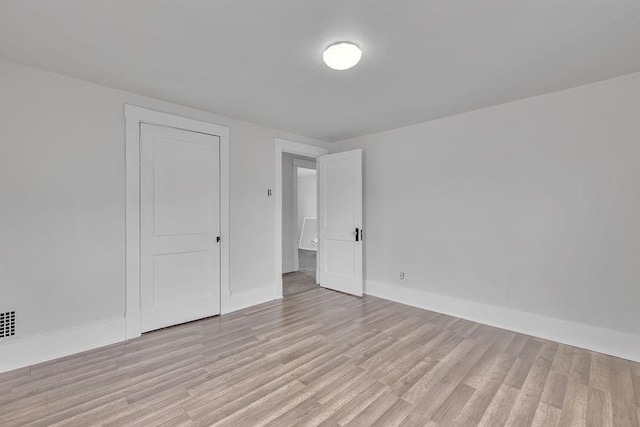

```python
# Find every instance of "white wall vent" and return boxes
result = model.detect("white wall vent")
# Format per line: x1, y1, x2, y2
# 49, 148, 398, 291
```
0, 311, 16, 338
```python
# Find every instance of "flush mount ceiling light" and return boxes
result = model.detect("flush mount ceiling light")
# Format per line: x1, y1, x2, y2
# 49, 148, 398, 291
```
323, 41, 362, 70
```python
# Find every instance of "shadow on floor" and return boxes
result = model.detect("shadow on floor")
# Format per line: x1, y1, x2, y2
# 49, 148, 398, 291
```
283, 249, 318, 297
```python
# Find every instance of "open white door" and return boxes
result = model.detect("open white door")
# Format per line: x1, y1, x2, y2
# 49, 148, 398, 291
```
318, 149, 363, 296
140, 124, 220, 332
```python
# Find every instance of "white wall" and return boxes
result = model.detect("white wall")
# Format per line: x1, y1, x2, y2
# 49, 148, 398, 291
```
297, 170, 317, 247
0, 59, 326, 371
331, 72, 640, 361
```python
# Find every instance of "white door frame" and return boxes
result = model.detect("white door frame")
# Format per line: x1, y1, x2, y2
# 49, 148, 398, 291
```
274, 138, 327, 298
125, 105, 230, 339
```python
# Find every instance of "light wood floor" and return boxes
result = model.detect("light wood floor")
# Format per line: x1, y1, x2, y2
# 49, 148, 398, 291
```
283, 270, 319, 297
283, 249, 319, 297
1, 288, 639, 426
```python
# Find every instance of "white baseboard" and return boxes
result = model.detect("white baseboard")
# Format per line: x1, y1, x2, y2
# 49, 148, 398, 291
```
221, 289, 232, 315
0, 284, 280, 374
0, 316, 126, 373
366, 280, 640, 363
125, 309, 141, 340
228, 285, 278, 313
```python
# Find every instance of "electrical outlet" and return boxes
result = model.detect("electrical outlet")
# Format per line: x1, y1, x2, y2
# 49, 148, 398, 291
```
400, 272, 405, 280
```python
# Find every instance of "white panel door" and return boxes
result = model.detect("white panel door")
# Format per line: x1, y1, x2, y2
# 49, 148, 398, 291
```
318, 149, 363, 296
140, 124, 220, 332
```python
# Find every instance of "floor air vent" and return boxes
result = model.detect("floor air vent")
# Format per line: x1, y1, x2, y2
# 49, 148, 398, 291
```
0, 311, 16, 338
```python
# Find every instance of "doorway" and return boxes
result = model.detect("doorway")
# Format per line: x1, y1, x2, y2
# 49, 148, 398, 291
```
273, 138, 328, 299
282, 154, 318, 296
125, 105, 230, 340
274, 139, 363, 299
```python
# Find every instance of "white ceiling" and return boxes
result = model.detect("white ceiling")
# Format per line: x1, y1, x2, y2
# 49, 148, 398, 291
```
1, 1, 639, 142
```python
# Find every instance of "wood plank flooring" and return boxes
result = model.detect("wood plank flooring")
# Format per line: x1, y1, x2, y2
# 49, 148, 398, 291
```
283, 250, 319, 297
1, 288, 639, 426
282, 270, 319, 297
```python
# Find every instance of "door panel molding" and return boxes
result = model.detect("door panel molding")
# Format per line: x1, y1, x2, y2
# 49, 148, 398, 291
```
139, 124, 220, 332
318, 149, 363, 296
125, 105, 230, 339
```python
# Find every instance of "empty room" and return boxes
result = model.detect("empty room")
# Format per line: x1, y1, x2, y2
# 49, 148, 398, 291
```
1, 1, 639, 426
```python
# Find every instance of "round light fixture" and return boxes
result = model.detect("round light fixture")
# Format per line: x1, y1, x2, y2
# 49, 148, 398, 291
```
323, 41, 362, 70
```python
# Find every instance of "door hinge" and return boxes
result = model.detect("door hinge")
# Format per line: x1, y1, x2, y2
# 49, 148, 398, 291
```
217, 236, 221, 243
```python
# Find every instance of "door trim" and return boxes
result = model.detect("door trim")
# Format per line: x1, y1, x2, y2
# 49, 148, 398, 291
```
274, 138, 328, 299
125, 105, 230, 339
